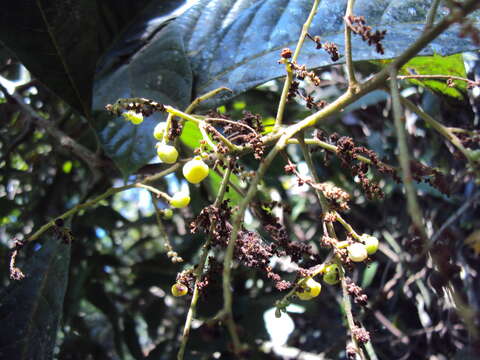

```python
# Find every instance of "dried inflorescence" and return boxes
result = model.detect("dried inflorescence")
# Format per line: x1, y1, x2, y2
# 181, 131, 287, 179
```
9, 238, 26, 280
346, 15, 386, 54
333, 135, 394, 199
409, 160, 451, 196
345, 277, 368, 305
323, 42, 340, 62
352, 325, 371, 344
105, 98, 165, 117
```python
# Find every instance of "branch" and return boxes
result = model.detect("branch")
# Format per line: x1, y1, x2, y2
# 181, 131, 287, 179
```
425, 0, 442, 31
26, 163, 181, 242
389, 68, 427, 242
177, 165, 233, 360
0, 81, 106, 175
344, 0, 358, 86
274, 0, 320, 131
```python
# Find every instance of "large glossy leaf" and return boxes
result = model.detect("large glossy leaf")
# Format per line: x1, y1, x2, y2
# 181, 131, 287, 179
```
93, 22, 193, 175
94, 0, 480, 175
0, 0, 184, 116
0, 237, 71, 360
179, 0, 480, 102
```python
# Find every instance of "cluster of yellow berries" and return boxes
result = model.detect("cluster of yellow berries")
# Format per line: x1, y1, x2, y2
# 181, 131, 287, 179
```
295, 234, 379, 301
152, 121, 211, 208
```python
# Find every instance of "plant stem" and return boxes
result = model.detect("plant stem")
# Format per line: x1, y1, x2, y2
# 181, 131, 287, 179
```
399, 95, 471, 159
344, 0, 358, 86
335, 212, 361, 240
26, 163, 181, 242
184, 87, 232, 114
135, 183, 172, 202
177, 165, 232, 360
297, 134, 330, 213
425, 0, 442, 31
273, 0, 320, 131
340, 266, 367, 360
222, 140, 286, 353
396, 74, 477, 86
389, 69, 427, 241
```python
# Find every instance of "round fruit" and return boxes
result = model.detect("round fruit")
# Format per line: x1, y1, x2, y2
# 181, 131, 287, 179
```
153, 122, 167, 140
170, 192, 190, 208
323, 264, 340, 285
361, 234, 379, 255
163, 208, 173, 219
296, 277, 321, 300
183, 156, 209, 184
156, 143, 179, 164
347, 243, 368, 262
122, 110, 144, 124
171, 283, 188, 297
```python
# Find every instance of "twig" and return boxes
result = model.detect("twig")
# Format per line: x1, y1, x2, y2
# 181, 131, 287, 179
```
0, 82, 106, 175
344, 0, 358, 86
25, 163, 181, 243
340, 267, 367, 360
184, 87, 232, 114
396, 74, 479, 88
389, 69, 427, 242
398, 95, 472, 159
177, 165, 233, 360
429, 191, 480, 245
151, 193, 183, 263
274, 0, 320, 131
425, 0, 443, 31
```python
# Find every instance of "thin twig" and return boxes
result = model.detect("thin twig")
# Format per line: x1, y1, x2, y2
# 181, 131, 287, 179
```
274, 0, 320, 131
0, 82, 106, 175
26, 163, 181, 242
177, 165, 233, 360
425, 0, 443, 31
344, 0, 358, 86
389, 69, 427, 242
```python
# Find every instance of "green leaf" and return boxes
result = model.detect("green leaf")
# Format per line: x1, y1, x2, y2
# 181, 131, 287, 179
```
208, 171, 242, 206
0, 236, 71, 360
361, 261, 379, 288
180, 120, 203, 150
400, 54, 468, 99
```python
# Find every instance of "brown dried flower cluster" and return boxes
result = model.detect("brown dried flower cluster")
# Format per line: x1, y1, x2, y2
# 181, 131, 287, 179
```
346, 15, 386, 54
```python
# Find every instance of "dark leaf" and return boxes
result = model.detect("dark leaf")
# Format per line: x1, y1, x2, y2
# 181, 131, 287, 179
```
0, 0, 184, 116
93, 0, 480, 174
0, 236, 71, 360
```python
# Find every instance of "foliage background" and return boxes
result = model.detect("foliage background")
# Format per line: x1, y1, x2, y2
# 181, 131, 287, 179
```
1, 1, 480, 359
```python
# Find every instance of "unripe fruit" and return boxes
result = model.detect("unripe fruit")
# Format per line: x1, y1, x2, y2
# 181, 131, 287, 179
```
122, 110, 144, 124
163, 208, 173, 219
170, 192, 190, 208
153, 122, 167, 140
323, 264, 340, 285
171, 283, 188, 297
296, 277, 321, 300
347, 243, 368, 262
183, 156, 209, 184
361, 234, 379, 255
156, 143, 178, 164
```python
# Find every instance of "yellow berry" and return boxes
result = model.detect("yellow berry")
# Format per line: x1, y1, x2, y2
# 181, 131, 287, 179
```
323, 264, 340, 285
169, 192, 190, 208
156, 143, 178, 164
122, 110, 143, 124
183, 156, 209, 184
296, 277, 321, 300
361, 234, 379, 255
153, 122, 167, 140
347, 243, 368, 262
171, 283, 188, 297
